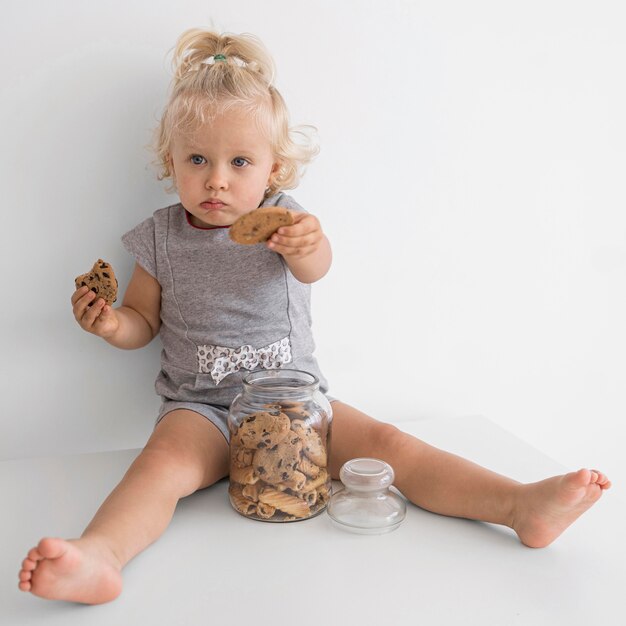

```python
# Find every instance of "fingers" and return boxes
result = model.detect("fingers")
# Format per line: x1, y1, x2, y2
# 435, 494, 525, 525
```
268, 234, 321, 257
72, 286, 108, 331
71, 285, 91, 306
268, 215, 323, 257
276, 214, 321, 241
72, 286, 97, 320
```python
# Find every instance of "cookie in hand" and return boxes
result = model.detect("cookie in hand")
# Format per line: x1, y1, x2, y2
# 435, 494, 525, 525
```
75, 259, 118, 305
229, 206, 294, 245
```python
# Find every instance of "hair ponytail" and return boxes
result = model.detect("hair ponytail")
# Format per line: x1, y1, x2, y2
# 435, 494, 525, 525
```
170, 28, 274, 99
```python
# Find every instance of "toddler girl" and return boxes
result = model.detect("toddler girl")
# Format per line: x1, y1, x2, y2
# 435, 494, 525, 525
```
18, 28, 611, 605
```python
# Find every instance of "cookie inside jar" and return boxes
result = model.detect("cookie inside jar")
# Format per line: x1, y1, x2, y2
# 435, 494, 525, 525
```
228, 373, 333, 522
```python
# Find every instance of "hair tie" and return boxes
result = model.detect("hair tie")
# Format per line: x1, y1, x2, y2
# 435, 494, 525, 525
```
202, 53, 248, 69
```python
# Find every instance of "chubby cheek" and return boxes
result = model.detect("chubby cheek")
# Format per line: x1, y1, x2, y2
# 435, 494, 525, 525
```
175, 173, 200, 201
231, 181, 263, 209
248, 189, 268, 209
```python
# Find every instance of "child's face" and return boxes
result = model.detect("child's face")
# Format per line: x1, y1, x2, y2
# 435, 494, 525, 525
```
169, 108, 279, 228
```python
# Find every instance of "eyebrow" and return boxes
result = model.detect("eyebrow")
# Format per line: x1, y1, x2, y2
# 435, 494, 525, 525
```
183, 144, 263, 158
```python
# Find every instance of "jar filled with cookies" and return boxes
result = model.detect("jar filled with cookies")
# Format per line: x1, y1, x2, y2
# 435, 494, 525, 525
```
228, 369, 333, 522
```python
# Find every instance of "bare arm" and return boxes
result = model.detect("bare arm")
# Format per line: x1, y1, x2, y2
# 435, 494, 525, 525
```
266, 212, 332, 284
71, 263, 161, 349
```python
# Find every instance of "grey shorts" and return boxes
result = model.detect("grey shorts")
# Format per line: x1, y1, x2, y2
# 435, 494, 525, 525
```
157, 400, 231, 442
157, 395, 338, 444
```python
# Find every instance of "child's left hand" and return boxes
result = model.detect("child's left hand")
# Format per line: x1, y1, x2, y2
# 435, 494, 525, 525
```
267, 212, 324, 258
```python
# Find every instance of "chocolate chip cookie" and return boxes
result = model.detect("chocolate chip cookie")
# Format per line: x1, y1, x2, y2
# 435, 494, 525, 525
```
253, 434, 303, 484
234, 410, 291, 450
229, 206, 294, 245
75, 259, 118, 305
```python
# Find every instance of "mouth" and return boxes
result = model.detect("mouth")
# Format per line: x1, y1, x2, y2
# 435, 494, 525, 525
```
200, 199, 227, 210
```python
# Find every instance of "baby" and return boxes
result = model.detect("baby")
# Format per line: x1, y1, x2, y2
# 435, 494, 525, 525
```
18, 28, 611, 605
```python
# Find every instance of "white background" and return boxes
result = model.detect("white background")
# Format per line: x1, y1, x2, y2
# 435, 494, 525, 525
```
1, 1, 624, 487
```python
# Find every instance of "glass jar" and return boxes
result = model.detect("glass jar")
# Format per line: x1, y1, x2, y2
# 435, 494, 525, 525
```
228, 369, 333, 522
327, 458, 407, 534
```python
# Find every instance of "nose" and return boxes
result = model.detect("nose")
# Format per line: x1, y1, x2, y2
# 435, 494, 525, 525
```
205, 164, 228, 191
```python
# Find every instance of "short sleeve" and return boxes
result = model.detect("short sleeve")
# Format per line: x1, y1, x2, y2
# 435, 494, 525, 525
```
121, 217, 157, 278
270, 193, 307, 214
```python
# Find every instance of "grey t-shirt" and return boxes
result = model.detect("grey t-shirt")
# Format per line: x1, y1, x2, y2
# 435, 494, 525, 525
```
121, 192, 329, 407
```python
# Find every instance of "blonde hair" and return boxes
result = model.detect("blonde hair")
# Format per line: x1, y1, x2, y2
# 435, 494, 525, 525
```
155, 28, 318, 196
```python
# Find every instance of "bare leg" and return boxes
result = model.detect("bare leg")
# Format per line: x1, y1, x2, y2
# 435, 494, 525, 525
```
18, 410, 229, 604
329, 402, 611, 547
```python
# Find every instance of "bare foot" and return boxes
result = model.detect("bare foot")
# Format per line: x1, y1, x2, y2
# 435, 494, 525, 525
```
18, 537, 122, 604
512, 468, 611, 548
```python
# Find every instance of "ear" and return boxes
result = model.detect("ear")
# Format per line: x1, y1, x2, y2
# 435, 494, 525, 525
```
268, 160, 281, 187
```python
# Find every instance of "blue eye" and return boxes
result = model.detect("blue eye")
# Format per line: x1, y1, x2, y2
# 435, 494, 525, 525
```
190, 155, 205, 165
233, 157, 248, 168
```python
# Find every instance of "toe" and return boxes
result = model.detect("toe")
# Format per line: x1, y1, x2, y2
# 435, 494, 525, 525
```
18, 581, 32, 592
27, 548, 43, 562
21, 558, 37, 571
567, 468, 591, 489
37, 537, 68, 560
592, 470, 610, 486
19, 570, 32, 582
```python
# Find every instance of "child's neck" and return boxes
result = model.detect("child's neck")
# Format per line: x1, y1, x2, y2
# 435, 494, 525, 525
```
184, 209, 230, 230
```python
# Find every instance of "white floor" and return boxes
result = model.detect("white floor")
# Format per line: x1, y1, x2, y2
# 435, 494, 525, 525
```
2, 416, 623, 626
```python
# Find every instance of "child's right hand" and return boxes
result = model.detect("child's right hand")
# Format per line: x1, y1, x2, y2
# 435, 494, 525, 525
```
71, 286, 120, 338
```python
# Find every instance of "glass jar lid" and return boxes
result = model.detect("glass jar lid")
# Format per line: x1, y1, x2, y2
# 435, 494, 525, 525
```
327, 458, 407, 534
340, 457, 395, 492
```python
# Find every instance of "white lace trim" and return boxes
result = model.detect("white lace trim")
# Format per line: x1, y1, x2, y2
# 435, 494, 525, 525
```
197, 337, 293, 385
